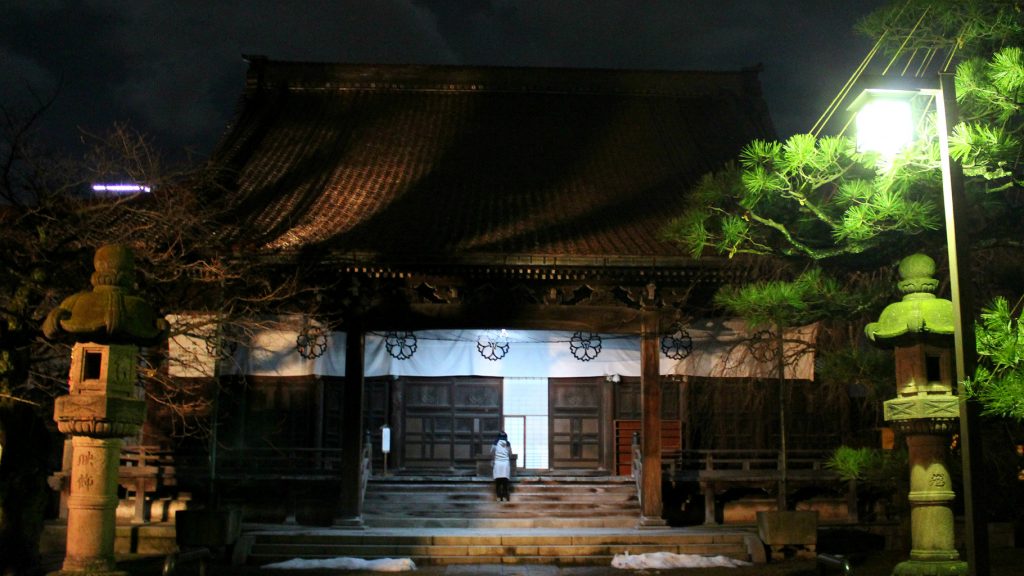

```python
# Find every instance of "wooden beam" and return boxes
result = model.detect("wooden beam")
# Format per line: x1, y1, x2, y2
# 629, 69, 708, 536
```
361, 302, 680, 333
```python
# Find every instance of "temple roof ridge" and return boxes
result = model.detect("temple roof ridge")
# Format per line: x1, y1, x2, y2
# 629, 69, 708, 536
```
241, 55, 767, 99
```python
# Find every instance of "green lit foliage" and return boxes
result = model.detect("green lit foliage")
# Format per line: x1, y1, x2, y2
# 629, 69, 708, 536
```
965, 296, 1024, 421
826, 445, 872, 481
827, 445, 907, 512
816, 345, 894, 405
856, 1, 1024, 61
663, 0, 1024, 268
952, 47, 1024, 189
712, 268, 865, 329
668, 0, 1024, 440
863, 2, 1024, 219
667, 2, 1024, 262
664, 134, 943, 260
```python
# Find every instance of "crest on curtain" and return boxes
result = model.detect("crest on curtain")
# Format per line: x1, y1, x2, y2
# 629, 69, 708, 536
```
476, 330, 510, 361
385, 331, 418, 360
660, 321, 693, 360
569, 331, 602, 362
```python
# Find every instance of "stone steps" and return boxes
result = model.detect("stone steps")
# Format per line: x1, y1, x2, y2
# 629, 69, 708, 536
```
243, 529, 758, 566
360, 517, 641, 529
233, 474, 763, 566
363, 475, 641, 529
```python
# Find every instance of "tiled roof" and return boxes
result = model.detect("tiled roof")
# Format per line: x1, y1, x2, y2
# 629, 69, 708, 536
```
213, 58, 775, 266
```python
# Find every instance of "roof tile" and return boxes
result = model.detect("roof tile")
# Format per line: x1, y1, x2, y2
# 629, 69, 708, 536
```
213, 60, 775, 263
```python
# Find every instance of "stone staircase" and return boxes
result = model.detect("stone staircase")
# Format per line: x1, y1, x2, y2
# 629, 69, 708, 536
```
363, 474, 641, 528
241, 527, 759, 566
241, 473, 761, 566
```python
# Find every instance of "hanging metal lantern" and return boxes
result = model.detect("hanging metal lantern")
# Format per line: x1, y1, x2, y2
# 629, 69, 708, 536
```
569, 331, 602, 362
660, 322, 693, 360
296, 324, 328, 360
385, 331, 418, 360
476, 330, 510, 361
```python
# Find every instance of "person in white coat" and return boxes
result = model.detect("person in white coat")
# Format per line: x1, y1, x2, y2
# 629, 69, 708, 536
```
490, 431, 512, 501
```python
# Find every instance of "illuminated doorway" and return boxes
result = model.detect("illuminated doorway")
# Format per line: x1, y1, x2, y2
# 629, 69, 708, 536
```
503, 377, 549, 470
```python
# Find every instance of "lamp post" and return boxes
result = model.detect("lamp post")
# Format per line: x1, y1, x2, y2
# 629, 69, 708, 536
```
851, 74, 989, 576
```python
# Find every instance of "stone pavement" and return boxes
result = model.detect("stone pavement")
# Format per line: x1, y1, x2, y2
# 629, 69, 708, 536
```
317, 566, 612, 576
38, 521, 1024, 576
44, 548, 1024, 576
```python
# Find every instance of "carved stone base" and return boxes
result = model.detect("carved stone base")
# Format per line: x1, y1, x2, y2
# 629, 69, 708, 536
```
49, 550, 127, 576
636, 515, 667, 529
892, 559, 968, 576
48, 565, 130, 569
333, 516, 366, 529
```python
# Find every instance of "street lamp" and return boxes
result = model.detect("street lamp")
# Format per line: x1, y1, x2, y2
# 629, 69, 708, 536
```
850, 74, 989, 576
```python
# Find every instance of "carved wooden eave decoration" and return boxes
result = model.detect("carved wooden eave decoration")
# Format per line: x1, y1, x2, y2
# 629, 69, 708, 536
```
329, 253, 746, 283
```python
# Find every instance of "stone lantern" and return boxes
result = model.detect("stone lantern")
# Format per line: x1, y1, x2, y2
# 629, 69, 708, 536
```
43, 245, 167, 576
864, 253, 967, 576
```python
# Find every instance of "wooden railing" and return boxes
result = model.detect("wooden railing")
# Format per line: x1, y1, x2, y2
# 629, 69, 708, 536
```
360, 431, 372, 512
119, 445, 178, 522
630, 432, 643, 510
209, 446, 345, 479
51, 442, 360, 525
666, 449, 836, 483
197, 445, 346, 524
664, 449, 840, 525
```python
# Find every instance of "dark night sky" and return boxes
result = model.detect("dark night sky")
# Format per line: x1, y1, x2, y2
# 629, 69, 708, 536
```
1, 1, 890, 161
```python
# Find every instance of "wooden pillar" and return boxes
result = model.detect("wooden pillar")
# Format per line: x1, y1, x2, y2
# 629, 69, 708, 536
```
680, 376, 691, 450
389, 377, 403, 470
638, 311, 665, 526
601, 376, 614, 471
338, 329, 365, 524
314, 378, 325, 470
702, 481, 718, 525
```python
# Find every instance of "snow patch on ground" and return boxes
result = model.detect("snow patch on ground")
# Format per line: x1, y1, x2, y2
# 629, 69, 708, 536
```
612, 551, 752, 569
262, 557, 417, 571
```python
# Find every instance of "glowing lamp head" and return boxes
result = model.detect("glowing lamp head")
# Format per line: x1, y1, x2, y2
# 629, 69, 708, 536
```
91, 183, 152, 194
847, 76, 938, 164
854, 96, 915, 159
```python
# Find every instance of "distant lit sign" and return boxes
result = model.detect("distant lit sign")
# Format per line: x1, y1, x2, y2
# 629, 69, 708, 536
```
91, 183, 152, 193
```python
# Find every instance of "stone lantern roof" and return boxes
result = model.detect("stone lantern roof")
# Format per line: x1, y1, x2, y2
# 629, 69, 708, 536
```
42, 244, 168, 346
865, 253, 954, 348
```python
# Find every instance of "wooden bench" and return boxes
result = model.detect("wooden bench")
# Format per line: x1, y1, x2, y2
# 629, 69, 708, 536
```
667, 449, 840, 524
118, 445, 178, 523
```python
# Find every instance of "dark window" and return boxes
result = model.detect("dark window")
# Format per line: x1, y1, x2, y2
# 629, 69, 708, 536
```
926, 355, 942, 383
84, 351, 103, 380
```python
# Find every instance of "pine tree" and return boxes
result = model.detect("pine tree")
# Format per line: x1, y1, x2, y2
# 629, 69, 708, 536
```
663, 1, 1024, 423
967, 296, 1024, 420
